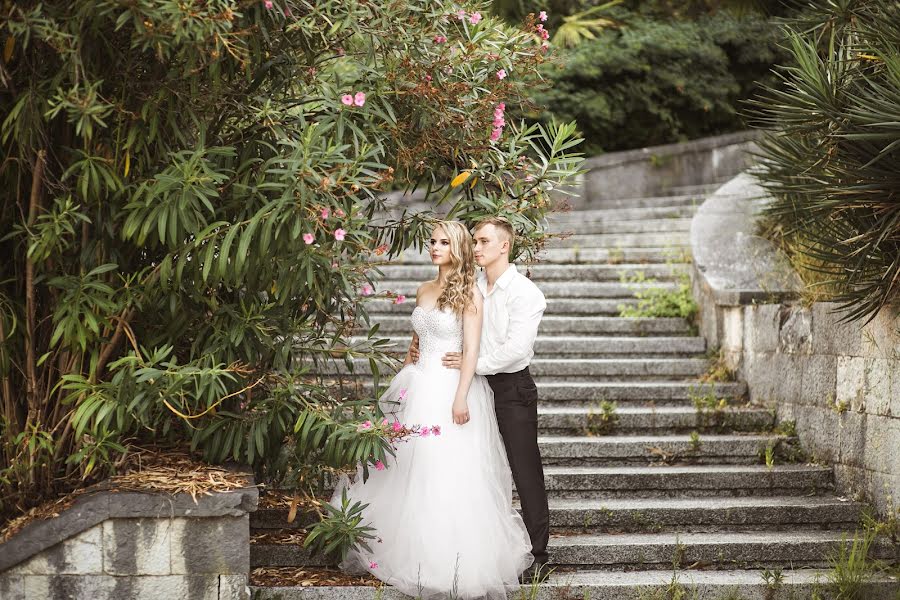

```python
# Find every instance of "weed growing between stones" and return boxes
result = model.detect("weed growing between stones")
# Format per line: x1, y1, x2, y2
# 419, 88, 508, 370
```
690, 385, 729, 431
585, 400, 618, 436
516, 563, 555, 600
761, 567, 784, 599
764, 443, 776, 470
617, 270, 698, 320
771, 420, 797, 437
635, 569, 699, 600
826, 528, 881, 600
700, 348, 736, 383
607, 246, 625, 265
688, 431, 702, 454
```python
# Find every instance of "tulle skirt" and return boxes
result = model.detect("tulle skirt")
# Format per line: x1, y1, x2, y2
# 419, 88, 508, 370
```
330, 352, 533, 599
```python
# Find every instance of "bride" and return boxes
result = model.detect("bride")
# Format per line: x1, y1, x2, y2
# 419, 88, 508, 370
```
331, 220, 533, 598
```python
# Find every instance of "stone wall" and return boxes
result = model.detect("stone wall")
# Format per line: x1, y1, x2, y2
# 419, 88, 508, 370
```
0, 484, 258, 600
691, 173, 900, 516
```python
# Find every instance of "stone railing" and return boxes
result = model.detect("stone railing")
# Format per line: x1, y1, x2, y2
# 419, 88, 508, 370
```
0, 480, 258, 600
690, 172, 900, 515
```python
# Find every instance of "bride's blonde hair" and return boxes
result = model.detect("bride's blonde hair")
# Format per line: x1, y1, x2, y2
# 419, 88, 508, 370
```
434, 221, 477, 317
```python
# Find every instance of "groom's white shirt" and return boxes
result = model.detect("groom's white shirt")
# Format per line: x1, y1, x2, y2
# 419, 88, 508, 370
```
475, 264, 547, 376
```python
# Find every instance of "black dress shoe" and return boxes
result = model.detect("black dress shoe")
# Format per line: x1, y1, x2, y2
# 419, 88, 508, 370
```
518, 562, 551, 584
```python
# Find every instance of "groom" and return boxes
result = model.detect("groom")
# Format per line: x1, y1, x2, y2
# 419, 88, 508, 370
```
442, 216, 550, 581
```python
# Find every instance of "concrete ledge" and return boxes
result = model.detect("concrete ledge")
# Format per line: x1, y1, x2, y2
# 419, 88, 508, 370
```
0, 479, 258, 573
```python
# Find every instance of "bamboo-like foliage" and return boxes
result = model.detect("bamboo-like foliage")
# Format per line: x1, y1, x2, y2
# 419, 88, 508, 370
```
0, 0, 582, 542
749, 0, 900, 322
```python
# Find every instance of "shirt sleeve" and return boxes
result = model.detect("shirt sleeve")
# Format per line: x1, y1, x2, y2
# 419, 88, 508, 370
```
476, 282, 546, 376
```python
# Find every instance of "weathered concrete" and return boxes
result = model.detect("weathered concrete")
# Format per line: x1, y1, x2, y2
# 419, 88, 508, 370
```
374, 262, 689, 282
537, 405, 774, 434
368, 280, 680, 299
691, 172, 900, 516
358, 315, 693, 335
535, 381, 746, 403
0, 483, 258, 600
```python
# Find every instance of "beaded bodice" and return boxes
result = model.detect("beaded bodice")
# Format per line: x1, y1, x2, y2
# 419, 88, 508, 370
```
411, 306, 463, 358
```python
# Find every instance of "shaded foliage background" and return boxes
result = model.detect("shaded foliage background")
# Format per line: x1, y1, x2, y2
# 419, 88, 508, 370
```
0, 0, 582, 548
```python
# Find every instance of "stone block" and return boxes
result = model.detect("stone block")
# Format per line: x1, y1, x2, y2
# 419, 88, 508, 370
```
744, 304, 780, 354
107, 487, 258, 519
170, 516, 249, 575
22, 574, 117, 599
862, 417, 900, 480
793, 405, 840, 464
8, 524, 103, 576
720, 306, 743, 354
799, 354, 837, 407
860, 309, 900, 359
863, 358, 897, 417
836, 356, 866, 410
778, 306, 812, 354
837, 411, 868, 469
219, 574, 251, 600
768, 353, 802, 403
102, 518, 171, 575
132, 575, 219, 600
0, 574, 24, 600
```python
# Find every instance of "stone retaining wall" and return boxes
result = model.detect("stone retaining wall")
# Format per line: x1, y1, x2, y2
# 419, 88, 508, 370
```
0, 483, 258, 600
691, 173, 900, 516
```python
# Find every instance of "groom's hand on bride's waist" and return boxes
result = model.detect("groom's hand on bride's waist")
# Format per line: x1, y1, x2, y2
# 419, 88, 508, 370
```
441, 352, 462, 369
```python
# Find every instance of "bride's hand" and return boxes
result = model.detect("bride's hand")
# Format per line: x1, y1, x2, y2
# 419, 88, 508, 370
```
452, 397, 470, 425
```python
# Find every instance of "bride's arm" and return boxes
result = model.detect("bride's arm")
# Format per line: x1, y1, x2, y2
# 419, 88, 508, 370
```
402, 332, 419, 367
452, 290, 484, 425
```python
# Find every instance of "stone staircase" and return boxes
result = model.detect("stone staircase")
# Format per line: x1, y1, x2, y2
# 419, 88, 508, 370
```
249, 190, 896, 599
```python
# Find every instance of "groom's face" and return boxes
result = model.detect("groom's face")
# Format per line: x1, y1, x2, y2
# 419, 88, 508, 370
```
473, 224, 509, 267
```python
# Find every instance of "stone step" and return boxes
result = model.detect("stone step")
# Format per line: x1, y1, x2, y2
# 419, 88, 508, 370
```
571, 193, 706, 211
537, 405, 774, 434
365, 297, 636, 315
539, 464, 834, 498
250, 525, 874, 570
535, 381, 746, 404
538, 433, 786, 465
549, 203, 697, 222
360, 315, 693, 336
549, 232, 690, 249
325, 358, 710, 380
551, 218, 693, 236
367, 281, 678, 299
371, 263, 689, 282
537, 496, 863, 533
665, 182, 726, 196
250, 569, 900, 600
390, 247, 688, 264
547, 530, 890, 569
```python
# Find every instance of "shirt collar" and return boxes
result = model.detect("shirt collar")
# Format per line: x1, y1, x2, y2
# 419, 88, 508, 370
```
495, 264, 518, 290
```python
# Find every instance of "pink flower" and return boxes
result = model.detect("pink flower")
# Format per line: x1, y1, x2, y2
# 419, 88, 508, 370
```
303, 233, 314, 245
335, 208, 345, 217
321, 208, 330, 219
361, 284, 374, 296
420, 426, 431, 437
432, 425, 442, 436
374, 461, 385, 471
358, 420, 373, 431
332, 261, 339, 268
334, 228, 346, 241
370, 560, 379, 568
382, 418, 389, 427
537, 24, 550, 40
493, 115, 506, 128
341, 94, 353, 106
490, 128, 502, 142
394, 294, 406, 304
539, 10, 548, 22
469, 11, 482, 24
496, 69, 507, 80
434, 35, 447, 44
264, 0, 273, 9
456, 9, 466, 20
424, 74, 432, 82
354, 91, 366, 107
399, 389, 408, 401
498, 102, 506, 111
392, 421, 403, 432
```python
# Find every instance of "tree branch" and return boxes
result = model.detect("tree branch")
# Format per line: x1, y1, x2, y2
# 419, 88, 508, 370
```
24, 149, 46, 417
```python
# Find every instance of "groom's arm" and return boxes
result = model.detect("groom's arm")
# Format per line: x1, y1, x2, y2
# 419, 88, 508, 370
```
474, 286, 546, 376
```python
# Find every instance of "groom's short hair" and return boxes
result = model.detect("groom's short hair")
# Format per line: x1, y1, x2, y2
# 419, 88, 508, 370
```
473, 216, 514, 245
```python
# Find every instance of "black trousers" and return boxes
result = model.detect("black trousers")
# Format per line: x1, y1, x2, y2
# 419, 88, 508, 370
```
486, 367, 550, 564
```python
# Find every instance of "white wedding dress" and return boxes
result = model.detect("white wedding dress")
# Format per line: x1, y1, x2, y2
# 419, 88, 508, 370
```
331, 305, 533, 598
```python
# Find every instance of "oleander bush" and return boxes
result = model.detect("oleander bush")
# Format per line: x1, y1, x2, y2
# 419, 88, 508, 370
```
0, 0, 582, 543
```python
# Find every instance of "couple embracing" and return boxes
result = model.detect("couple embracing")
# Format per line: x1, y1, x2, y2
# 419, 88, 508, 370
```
331, 217, 550, 599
